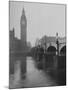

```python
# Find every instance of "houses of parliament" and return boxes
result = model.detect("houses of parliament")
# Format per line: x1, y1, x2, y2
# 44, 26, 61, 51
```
10, 8, 27, 54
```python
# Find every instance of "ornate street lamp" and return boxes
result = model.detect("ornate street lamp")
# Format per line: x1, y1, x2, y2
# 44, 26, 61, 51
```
54, 32, 59, 69
56, 32, 59, 56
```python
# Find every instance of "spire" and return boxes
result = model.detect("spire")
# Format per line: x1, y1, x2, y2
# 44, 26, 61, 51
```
56, 32, 58, 37
12, 27, 15, 36
13, 27, 14, 32
22, 7, 25, 16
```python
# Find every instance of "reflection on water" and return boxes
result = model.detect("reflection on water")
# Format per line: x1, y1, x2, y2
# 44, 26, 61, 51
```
27, 57, 36, 73
9, 56, 57, 89
14, 60, 21, 84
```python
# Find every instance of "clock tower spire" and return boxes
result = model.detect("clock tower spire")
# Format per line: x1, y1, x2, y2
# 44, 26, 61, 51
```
20, 7, 27, 47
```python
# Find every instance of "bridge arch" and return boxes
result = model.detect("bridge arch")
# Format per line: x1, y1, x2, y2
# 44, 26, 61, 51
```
60, 45, 66, 55
59, 43, 66, 51
46, 42, 57, 50
47, 46, 56, 54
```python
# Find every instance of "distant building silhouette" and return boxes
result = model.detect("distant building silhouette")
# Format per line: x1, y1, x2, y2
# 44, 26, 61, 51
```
9, 28, 21, 53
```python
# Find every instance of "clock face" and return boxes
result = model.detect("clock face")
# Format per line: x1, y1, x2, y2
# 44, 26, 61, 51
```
22, 20, 25, 25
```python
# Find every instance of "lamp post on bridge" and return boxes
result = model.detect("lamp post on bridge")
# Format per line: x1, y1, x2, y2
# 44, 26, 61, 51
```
54, 32, 59, 70
56, 32, 59, 56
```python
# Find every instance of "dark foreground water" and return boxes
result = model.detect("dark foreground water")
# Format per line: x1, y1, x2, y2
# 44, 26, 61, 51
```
9, 57, 58, 89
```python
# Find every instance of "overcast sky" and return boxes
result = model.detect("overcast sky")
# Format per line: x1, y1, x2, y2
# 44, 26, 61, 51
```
9, 1, 66, 46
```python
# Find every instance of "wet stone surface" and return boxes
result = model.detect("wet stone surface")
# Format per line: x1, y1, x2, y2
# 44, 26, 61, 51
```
9, 57, 57, 89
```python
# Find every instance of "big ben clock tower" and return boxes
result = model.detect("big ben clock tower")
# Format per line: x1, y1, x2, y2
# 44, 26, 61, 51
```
20, 8, 27, 79
20, 8, 27, 49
